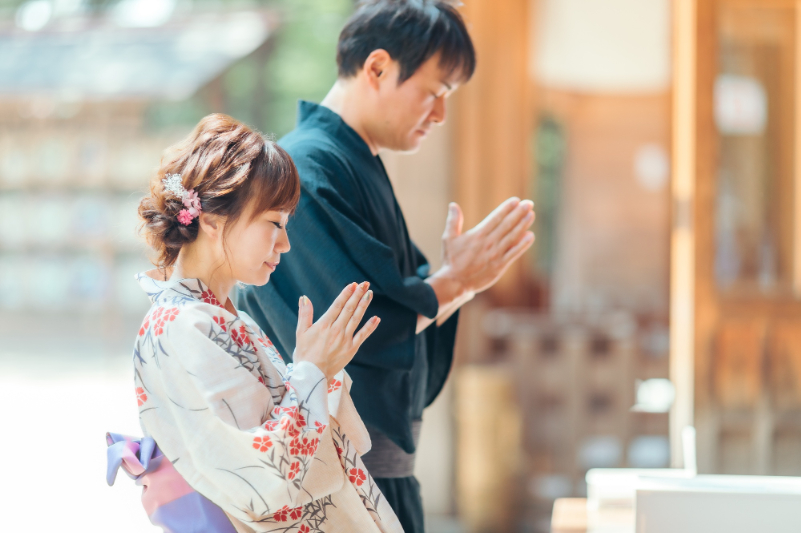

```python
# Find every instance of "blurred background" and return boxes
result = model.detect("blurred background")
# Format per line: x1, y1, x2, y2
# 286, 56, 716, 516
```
1, 0, 801, 532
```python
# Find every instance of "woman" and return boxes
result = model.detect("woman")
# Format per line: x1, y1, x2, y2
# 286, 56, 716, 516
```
124, 114, 403, 533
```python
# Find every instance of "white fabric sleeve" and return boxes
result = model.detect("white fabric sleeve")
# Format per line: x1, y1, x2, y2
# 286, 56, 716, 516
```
142, 313, 342, 529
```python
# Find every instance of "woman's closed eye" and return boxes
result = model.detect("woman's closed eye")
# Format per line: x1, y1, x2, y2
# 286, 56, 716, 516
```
271, 221, 284, 229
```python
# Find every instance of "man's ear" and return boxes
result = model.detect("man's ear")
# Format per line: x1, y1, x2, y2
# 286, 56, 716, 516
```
362, 49, 393, 90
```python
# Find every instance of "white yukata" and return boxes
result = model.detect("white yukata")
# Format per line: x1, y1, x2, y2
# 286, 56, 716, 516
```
133, 271, 404, 533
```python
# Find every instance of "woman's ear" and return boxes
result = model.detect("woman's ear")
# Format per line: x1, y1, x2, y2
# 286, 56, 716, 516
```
198, 212, 223, 240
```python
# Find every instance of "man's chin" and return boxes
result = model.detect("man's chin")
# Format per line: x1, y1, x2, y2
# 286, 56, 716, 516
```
393, 137, 424, 154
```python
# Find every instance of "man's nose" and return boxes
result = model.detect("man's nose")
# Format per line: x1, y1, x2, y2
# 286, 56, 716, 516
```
430, 96, 446, 124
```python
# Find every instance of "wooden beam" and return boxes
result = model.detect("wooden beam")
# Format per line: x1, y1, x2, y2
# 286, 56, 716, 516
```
670, 0, 699, 468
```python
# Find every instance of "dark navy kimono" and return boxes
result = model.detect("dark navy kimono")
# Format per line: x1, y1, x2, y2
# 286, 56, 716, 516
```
238, 101, 459, 533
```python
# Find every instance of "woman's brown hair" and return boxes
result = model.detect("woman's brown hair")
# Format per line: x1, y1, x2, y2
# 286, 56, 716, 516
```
139, 114, 300, 269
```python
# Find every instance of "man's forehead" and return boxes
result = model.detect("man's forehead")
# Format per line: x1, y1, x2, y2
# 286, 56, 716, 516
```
414, 52, 463, 88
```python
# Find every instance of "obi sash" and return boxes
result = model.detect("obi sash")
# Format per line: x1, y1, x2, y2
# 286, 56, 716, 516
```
105, 432, 236, 533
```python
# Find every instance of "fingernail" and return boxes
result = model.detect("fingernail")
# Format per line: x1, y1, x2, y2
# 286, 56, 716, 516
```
299, 296, 306, 308
372, 316, 380, 324
362, 290, 372, 301
350, 283, 357, 291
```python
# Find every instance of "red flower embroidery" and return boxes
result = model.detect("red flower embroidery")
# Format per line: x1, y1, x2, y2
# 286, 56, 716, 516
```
275, 406, 297, 418
314, 421, 327, 434
199, 290, 222, 307
273, 506, 289, 522
288, 506, 302, 520
263, 420, 279, 431
258, 336, 274, 347
295, 436, 317, 456
231, 327, 251, 348
289, 437, 302, 455
138, 318, 149, 337
348, 468, 366, 486
287, 461, 301, 480
213, 316, 227, 332
153, 307, 180, 336
296, 413, 306, 428
252, 436, 272, 452
299, 525, 310, 533
306, 438, 318, 455
328, 379, 342, 393
136, 387, 147, 406
335, 444, 343, 457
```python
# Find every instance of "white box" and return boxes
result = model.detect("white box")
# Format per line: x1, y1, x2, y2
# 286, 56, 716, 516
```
636, 475, 801, 533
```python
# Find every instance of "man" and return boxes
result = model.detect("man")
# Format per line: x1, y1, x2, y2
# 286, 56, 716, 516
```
239, 2, 535, 531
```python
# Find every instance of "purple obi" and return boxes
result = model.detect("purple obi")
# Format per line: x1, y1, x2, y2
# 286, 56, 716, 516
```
105, 432, 236, 533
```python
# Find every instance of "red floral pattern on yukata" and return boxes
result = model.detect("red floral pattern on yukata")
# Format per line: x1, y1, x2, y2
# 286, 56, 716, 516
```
287, 461, 301, 480
231, 325, 251, 347
199, 289, 224, 308
152, 307, 180, 336
212, 315, 227, 332
136, 387, 148, 406
348, 468, 367, 486
252, 436, 272, 452
328, 379, 342, 393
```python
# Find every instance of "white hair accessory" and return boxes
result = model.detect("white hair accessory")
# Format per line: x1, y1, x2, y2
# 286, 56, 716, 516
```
161, 173, 202, 226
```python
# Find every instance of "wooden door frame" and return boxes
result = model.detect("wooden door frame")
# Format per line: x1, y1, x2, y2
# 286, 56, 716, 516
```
672, 0, 801, 471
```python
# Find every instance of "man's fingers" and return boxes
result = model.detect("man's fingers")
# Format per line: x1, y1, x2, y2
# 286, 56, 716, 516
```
334, 282, 369, 330
353, 316, 381, 348
472, 197, 520, 235
442, 202, 464, 239
487, 200, 534, 242
345, 290, 373, 337
501, 231, 535, 264
494, 210, 535, 255
320, 283, 358, 325
296, 296, 314, 335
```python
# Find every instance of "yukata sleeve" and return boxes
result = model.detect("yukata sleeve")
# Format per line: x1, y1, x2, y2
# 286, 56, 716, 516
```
150, 314, 338, 528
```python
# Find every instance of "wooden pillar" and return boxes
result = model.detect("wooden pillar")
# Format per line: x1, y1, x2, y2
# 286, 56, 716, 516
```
669, 0, 699, 469
453, 0, 534, 306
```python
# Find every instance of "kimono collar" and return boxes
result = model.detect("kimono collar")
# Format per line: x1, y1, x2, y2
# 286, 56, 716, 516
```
135, 270, 233, 313
296, 100, 376, 162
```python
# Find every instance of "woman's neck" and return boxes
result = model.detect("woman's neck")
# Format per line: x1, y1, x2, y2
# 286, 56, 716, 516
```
171, 244, 234, 309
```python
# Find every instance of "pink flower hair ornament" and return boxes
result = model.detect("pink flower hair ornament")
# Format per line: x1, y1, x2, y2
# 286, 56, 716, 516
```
162, 173, 202, 226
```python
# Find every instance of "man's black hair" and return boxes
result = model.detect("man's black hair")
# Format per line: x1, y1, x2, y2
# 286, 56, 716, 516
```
336, 0, 476, 84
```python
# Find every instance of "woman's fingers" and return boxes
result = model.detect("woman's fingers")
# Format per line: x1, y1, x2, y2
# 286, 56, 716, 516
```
333, 282, 369, 330
345, 289, 373, 337
296, 295, 314, 336
320, 282, 358, 325
353, 316, 381, 348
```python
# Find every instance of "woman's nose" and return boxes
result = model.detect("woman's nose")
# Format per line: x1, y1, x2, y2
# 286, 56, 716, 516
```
276, 231, 291, 253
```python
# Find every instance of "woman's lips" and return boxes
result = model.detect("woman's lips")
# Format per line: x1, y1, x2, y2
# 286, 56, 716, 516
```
265, 262, 279, 272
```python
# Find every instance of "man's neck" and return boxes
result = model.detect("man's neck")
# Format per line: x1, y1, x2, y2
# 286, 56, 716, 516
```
320, 79, 380, 156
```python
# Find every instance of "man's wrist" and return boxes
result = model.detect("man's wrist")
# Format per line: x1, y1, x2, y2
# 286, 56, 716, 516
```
427, 267, 469, 307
